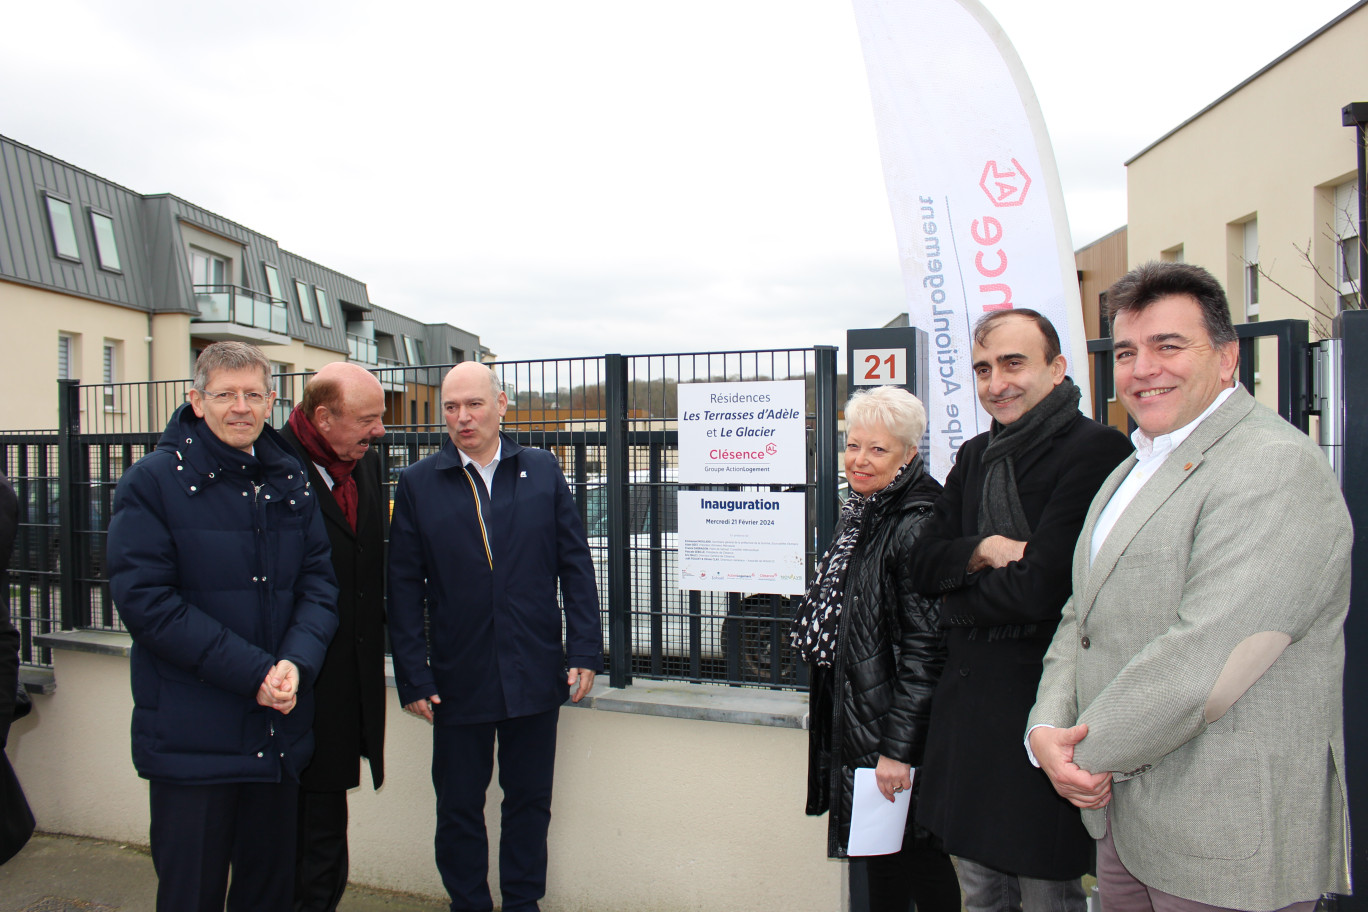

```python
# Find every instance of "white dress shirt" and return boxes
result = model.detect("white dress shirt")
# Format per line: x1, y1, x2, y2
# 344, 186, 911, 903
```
1088, 382, 1238, 563
459, 442, 502, 494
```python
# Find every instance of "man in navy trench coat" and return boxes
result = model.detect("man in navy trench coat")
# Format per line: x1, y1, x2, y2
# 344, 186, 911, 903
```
388, 361, 602, 912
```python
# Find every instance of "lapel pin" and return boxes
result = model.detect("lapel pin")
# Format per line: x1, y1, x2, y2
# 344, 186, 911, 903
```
520, 470, 527, 478
1183, 462, 1193, 471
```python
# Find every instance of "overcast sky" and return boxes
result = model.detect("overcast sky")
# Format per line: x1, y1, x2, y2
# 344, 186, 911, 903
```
1, 0, 1356, 361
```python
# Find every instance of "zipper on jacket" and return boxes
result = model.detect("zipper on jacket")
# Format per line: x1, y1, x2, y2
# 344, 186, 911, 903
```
462, 470, 494, 570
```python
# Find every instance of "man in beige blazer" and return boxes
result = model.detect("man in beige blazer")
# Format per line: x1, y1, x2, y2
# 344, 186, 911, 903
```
1027, 261, 1353, 912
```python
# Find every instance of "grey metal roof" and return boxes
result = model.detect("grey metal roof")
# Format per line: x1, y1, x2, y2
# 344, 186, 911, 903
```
0, 134, 484, 361
1, 136, 155, 312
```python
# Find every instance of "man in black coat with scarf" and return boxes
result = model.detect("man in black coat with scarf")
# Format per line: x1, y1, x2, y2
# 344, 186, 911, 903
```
909, 310, 1132, 912
280, 361, 388, 912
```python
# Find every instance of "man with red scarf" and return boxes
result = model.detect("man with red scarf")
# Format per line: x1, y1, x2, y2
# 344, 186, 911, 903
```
280, 361, 388, 912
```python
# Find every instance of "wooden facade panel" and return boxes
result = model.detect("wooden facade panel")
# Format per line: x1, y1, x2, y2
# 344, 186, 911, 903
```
1075, 226, 1128, 339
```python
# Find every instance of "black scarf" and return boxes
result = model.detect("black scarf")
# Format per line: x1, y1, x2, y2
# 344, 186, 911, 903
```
977, 377, 1080, 539
971, 378, 1079, 642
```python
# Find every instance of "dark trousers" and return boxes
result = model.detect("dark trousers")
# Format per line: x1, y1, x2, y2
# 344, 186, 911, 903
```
865, 830, 962, 912
294, 788, 349, 912
432, 707, 560, 912
149, 778, 299, 912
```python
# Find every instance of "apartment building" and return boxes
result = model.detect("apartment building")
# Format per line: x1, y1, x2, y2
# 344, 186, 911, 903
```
0, 134, 490, 430
1125, 2, 1368, 339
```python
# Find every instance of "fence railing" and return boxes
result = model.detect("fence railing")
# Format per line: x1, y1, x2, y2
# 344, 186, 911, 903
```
1086, 319, 1313, 432
9, 324, 1321, 687
4, 348, 840, 692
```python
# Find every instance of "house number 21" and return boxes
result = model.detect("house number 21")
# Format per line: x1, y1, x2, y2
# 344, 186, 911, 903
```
852, 349, 907, 386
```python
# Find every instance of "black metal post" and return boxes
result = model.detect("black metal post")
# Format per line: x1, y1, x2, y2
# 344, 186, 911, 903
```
648, 441, 664, 677
603, 353, 631, 687
1087, 338, 1116, 428
813, 346, 839, 554
1336, 309, 1368, 912
56, 379, 80, 630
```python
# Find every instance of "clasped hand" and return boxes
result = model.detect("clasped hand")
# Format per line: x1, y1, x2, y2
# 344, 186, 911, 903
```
256, 660, 299, 715
1029, 723, 1111, 809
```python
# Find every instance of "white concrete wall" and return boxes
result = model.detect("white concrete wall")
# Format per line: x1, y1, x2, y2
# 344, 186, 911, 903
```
7, 643, 844, 912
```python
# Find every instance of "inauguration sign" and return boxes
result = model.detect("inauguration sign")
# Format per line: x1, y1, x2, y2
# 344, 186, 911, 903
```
678, 491, 807, 596
851, 0, 1091, 479
677, 380, 806, 485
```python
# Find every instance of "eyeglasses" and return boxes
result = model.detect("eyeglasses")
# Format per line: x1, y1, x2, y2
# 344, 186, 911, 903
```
198, 390, 272, 407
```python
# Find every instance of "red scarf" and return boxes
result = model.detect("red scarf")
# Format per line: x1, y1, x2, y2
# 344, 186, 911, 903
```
287, 404, 358, 531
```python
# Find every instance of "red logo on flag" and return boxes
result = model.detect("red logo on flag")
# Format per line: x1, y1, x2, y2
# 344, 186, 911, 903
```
979, 159, 1031, 207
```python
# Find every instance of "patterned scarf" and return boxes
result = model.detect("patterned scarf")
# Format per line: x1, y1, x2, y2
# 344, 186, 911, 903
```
790, 461, 909, 667
287, 404, 358, 531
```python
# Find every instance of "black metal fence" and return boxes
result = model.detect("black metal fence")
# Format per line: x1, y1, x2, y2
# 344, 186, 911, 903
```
1086, 319, 1315, 432
2, 348, 841, 691
4, 321, 1325, 689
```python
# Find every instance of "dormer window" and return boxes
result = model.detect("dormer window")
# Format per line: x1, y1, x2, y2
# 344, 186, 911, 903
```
90, 210, 121, 271
45, 193, 80, 261
295, 280, 315, 323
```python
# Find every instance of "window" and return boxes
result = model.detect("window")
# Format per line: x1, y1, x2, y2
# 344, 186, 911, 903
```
190, 249, 227, 286
1097, 290, 1110, 339
314, 287, 333, 328
58, 334, 74, 380
1243, 220, 1259, 318
102, 341, 119, 411
1335, 180, 1360, 311
403, 335, 426, 364
89, 210, 121, 271
263, 264, 285, 301
1161, 244, 1185, 264
295, 280, 315, 323
451, 347, 465, 363
44, 194, 80, 260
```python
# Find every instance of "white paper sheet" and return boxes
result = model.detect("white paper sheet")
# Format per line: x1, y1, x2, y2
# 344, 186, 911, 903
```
845, 767, 913, 856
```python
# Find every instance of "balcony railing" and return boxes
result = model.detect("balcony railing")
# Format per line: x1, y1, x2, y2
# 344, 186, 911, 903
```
271, 396, 294, 429
193, 285, 288, 335
376, 356, 405, 392
348, 332, 379, 365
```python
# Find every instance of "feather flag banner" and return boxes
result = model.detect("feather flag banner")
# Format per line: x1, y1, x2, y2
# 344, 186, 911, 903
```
851, 0, 1091, 477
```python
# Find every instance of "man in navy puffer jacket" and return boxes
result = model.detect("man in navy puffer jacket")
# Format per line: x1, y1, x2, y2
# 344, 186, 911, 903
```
108, 341, 338, 912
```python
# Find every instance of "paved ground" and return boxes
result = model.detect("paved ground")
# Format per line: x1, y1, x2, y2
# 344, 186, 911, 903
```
0, 833, 447, 912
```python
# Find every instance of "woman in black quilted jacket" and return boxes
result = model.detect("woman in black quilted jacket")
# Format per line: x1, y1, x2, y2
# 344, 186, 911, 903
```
791, 386, 960, 912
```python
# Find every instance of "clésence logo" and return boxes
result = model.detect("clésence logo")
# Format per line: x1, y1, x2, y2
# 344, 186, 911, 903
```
979, 159, 1031, 207
708, 442, 779, 460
